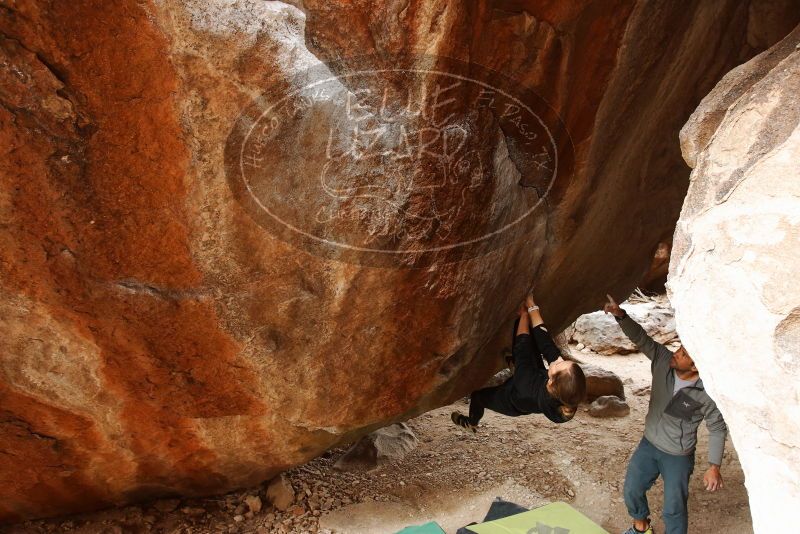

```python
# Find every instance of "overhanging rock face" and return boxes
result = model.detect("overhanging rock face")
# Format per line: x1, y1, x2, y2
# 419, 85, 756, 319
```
1, 0, 798, 522
670, 24, 800, 532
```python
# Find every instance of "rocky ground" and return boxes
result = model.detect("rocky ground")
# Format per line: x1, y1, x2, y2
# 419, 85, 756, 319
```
7, 343, 752, 534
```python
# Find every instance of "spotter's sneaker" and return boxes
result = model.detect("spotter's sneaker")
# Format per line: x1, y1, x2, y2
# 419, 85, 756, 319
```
451, 411, 477, 433
621, 520, 653, 534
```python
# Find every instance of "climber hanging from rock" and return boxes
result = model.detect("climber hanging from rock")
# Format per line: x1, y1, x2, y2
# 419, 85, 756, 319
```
451, 292, 587, 432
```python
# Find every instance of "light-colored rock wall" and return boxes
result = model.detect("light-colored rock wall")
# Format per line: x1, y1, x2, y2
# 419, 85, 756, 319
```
670, 24, 800, 532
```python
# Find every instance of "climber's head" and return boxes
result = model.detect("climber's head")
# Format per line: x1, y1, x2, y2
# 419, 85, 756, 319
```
547, 360, 587, 419
670, 344, 697, 373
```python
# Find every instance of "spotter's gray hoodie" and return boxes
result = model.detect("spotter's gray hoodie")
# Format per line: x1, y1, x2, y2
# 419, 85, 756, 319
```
616, 314, 728, 465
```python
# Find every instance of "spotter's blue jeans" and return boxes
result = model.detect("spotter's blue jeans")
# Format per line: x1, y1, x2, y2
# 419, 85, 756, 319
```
623, 438, 695, 534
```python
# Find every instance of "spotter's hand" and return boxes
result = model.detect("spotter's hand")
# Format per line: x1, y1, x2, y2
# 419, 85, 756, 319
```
604, 294, 624, 317
703, 466, 723, 492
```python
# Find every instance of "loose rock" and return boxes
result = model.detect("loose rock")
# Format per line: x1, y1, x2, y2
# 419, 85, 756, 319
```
152, 499, 180, 513
334, 423, 418, 471
244, 495, 262, 514
579, 363, 626, 401
266, 474, 295, 512
588, 396, 631, 418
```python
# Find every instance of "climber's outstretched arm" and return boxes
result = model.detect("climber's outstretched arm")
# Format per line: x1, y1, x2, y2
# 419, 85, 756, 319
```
525, 292, 563, 365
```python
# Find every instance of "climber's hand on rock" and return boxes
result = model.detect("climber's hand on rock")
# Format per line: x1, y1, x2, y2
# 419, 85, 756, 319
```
525, 292, 536, 308
604, 294, 624, 317
703, 465, 723, 492
518, 301, 528, 316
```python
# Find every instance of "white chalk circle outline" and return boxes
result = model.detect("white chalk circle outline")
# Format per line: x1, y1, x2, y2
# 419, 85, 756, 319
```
237, 67, 561, 255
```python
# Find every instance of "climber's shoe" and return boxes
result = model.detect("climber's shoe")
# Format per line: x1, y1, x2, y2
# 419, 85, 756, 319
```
451, 411, 477, 433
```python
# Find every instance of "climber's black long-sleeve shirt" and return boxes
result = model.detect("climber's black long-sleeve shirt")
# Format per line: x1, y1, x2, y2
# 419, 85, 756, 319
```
509, 325, 566, 423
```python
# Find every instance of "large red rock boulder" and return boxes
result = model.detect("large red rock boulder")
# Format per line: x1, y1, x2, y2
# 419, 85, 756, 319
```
0, 0, 798, 522
669, 23, 800, 532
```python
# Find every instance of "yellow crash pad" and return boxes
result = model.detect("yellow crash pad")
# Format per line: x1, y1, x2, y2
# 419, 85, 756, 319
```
465, 502, 609, 534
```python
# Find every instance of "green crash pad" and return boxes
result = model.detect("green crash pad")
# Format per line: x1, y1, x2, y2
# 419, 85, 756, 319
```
395, 521, 447, 534
466, 502, 608, 534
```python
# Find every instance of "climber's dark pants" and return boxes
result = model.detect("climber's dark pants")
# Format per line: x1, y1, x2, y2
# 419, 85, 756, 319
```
624, 437, 695, 534
468, 381, 524, 425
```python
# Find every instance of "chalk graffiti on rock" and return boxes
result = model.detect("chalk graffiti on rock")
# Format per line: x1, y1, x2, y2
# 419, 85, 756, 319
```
224, 56, 573, 266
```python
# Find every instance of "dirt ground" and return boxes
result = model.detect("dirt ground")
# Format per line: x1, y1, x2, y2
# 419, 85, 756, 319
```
7, 348, 752, 534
